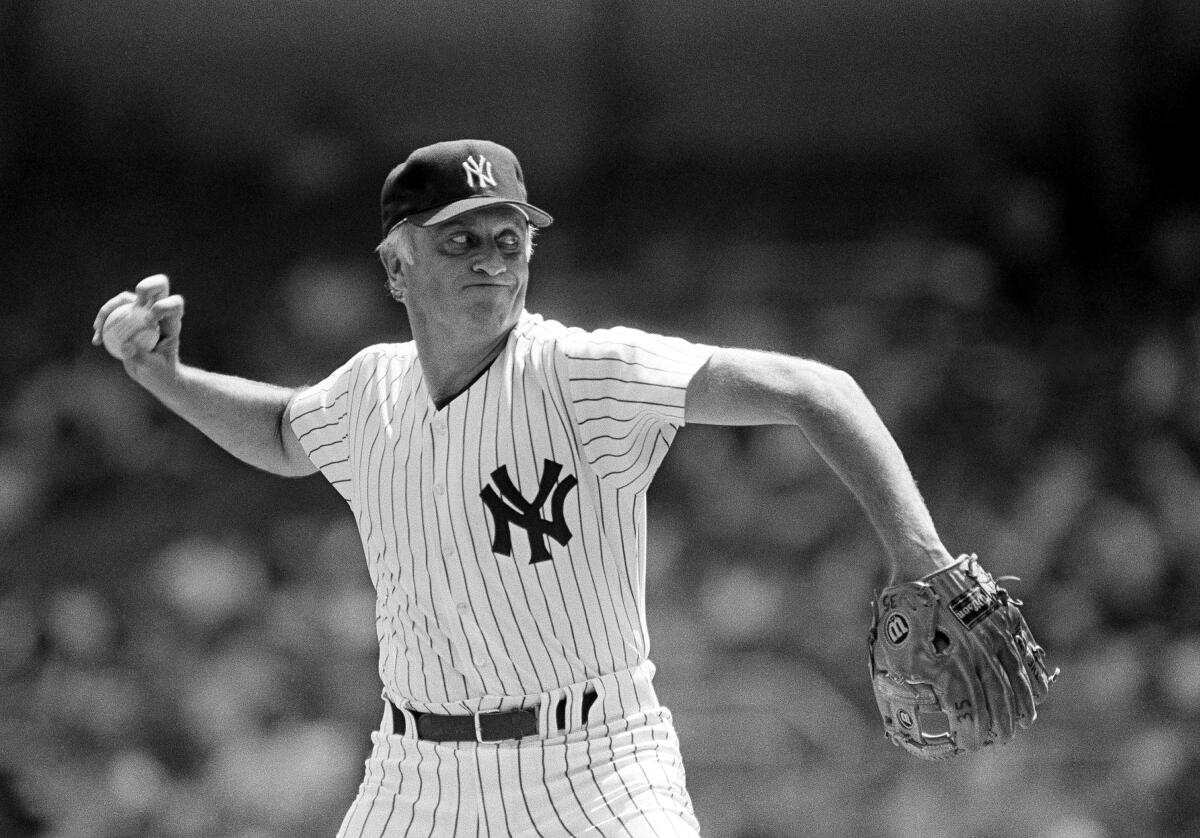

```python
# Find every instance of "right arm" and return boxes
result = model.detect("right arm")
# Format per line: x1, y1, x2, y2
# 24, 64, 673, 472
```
92, 275, 316, 478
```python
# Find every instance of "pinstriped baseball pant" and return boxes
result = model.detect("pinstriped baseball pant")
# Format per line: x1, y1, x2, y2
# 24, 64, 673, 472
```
336, 663, 701, 837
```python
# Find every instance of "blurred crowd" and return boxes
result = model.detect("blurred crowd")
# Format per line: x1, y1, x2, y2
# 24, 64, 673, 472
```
4, 3, 1200, 838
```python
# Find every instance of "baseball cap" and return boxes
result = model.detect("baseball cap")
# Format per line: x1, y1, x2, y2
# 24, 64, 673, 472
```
380, 139, 554, 236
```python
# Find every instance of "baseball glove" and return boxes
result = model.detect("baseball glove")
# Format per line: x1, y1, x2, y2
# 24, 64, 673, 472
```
867, 554, 1057, 760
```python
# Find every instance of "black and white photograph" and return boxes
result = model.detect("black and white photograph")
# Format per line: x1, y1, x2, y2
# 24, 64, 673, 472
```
2, 2, 1199, 836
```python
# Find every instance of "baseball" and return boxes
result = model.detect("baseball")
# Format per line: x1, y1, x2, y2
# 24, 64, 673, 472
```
102, 302, 161, 359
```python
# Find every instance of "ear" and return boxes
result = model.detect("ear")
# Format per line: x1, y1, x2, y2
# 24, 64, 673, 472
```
380, 249, 406, 296
380, 246, 404, 280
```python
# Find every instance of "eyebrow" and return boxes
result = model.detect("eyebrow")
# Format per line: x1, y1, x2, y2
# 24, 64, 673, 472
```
437, 209, 527, 231
437, 221, 525, 237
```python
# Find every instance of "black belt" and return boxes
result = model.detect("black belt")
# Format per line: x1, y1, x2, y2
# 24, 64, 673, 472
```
390, 690, 596, 743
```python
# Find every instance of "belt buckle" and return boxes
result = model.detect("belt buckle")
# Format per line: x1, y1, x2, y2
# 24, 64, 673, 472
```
474, 710, 502, 743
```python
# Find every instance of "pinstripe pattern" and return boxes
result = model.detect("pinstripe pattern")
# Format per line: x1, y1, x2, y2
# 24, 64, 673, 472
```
289, 311, 714, 712
290, 311, 712, 835
337, 663, 700, 837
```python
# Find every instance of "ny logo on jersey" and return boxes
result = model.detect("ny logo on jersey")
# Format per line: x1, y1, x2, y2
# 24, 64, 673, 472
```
480, 459, 577, 564
462, 155, 498, 190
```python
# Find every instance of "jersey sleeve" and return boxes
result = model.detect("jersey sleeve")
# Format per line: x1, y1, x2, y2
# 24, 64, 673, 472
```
560, 325, 716, 489
288, 353, 360, 503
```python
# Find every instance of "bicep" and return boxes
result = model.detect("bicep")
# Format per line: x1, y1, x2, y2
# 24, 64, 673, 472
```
685, 347, 858, 427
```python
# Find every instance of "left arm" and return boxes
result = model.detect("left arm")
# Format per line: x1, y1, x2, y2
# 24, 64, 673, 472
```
685, 347, 953, 582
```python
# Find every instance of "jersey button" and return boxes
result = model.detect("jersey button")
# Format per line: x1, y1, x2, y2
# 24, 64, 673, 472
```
433, 418, 447, 434
456, 601, 471, 614
434, 483, 445, 496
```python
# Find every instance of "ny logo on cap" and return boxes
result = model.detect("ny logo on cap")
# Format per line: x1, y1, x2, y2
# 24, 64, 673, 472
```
462, 155, 498, 190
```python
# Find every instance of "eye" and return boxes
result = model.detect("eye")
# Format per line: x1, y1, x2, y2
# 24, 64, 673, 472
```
441, 233, 472, 255
497, 231, 522, 254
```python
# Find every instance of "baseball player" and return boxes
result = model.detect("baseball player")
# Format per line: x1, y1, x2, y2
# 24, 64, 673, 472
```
92, 139, 1054, 836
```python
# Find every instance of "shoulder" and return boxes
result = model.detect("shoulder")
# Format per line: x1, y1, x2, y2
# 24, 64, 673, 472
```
356, 340, 417, 361
295, 342, 418, 405
515, 311, 661, 353
514, 312, 715, 373
509, 310, 577, 360
512, 310, 568, 342
510, 312, 649, 369
342, 341, 418, 375
564, 323, 710, 367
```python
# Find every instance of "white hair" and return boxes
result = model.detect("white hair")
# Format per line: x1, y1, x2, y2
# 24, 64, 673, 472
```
377, 222, 420, 270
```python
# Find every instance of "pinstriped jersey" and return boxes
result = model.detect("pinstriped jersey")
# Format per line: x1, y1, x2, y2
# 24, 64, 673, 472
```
288, 310, 714, 713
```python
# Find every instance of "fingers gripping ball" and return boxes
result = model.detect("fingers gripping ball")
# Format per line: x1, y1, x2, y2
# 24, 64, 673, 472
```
102, 301, 161, 359
867, 555, 1058, 760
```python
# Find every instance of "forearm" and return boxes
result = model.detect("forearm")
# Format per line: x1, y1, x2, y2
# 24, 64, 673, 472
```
130, 361, 314, 477
780, 362, 952, 580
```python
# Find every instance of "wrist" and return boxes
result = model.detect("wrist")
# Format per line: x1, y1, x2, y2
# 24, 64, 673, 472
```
124, 353, 182, 394
889, 545, 956, 583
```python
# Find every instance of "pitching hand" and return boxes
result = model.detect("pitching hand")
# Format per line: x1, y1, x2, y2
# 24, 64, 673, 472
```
92, 274, 185, 375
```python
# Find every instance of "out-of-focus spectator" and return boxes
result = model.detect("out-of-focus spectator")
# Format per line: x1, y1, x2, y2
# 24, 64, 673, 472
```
3, 2, 1200, 835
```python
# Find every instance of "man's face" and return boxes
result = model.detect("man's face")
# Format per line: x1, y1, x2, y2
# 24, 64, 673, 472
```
398, 206, 531, 338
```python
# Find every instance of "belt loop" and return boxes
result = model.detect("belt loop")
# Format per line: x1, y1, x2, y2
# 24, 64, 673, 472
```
387, 700, 400, 735
555, 696, 567, 732
388, 700, 418, 739
535, 690, 568, 738
401, 706, 419, 740
580, 686, 598, 727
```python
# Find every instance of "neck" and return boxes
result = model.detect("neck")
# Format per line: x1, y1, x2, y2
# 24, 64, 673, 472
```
410, 314, 517, 408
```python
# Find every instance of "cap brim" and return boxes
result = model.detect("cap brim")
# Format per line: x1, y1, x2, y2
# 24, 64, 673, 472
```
411, 197, 553, 228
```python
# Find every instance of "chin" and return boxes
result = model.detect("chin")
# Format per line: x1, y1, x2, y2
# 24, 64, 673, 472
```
465, 295, 522, 332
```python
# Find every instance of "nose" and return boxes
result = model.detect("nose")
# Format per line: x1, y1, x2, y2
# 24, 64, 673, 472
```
472, 245, 508, 277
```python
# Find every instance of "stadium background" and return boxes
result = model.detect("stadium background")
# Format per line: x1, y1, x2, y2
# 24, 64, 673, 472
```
2, 1, 1200, 836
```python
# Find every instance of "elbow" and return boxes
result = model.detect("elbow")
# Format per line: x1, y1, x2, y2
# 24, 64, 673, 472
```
824, 366, 866, 407
782, 360, 867, 425
815, 366, 868, 419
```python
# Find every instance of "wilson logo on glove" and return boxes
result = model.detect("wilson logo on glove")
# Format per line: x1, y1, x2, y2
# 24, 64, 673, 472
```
884, 612, 910, 645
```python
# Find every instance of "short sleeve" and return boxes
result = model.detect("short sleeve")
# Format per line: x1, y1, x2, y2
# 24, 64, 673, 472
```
561, 325, 715, 488
288, 354, 358, 502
